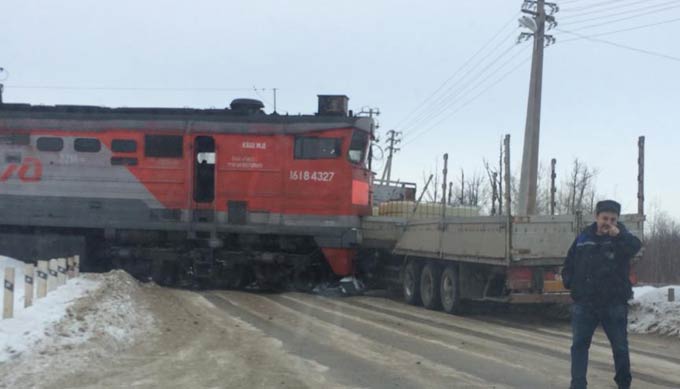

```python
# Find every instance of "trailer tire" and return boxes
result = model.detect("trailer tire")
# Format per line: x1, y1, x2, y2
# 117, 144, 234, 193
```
420, 263, 442, 310
440, 265, 461, 314
402, 260, 422, 305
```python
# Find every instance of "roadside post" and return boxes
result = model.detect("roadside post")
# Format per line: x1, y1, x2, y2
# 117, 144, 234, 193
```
37, 260, 48, 298
25, 263, 34, 308
67, 256, 74, 278
3, 267, 14, 319
48, 259, 58, 292
57, 258, 67, 286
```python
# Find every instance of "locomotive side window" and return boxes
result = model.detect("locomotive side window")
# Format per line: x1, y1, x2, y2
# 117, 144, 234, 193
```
348, 131, 369, 164
144, 135, 183, 158
0, 133, 30, 146
74, 138, 101, 152
294, 137, 341, 159
112, 139, 137, 153
36, 137, 64, 152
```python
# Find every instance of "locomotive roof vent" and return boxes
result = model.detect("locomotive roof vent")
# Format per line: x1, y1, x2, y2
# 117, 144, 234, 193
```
318, 95, 349, 117
230, 98, 264, 115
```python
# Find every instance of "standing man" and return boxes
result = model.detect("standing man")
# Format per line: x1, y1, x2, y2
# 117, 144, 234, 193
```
562, 200, 642, 389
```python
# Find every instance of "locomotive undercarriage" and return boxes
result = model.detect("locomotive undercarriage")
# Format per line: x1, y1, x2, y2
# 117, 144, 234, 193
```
0, 225, 337, 291
101, 231, 334, 291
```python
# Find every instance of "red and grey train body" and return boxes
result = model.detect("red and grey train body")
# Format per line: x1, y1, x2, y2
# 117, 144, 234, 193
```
0, 95, 373, 287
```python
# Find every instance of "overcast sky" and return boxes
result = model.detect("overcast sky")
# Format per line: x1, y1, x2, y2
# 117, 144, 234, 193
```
2, 0, 678, 218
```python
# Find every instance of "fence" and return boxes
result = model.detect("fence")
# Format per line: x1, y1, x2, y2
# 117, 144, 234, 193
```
2, 255, 80, 320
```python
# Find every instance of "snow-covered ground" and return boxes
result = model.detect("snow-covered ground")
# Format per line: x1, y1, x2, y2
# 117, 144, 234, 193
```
0, 255, 154, 375
630, 285, 680, 337
0, 256, 101, 362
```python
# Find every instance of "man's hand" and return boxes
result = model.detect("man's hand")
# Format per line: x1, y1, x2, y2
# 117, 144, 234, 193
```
607, 224, 620, 237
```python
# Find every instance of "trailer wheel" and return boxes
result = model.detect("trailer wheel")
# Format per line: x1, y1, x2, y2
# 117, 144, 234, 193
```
402, 260, 422, 305
440, 265, 461, 314
420, 263, 442, 310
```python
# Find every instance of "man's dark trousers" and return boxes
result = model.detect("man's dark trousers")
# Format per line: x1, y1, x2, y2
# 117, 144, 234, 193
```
570, 302, 631, 389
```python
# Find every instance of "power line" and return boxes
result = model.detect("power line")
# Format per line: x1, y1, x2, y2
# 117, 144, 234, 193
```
402, 55, 531, 146
4, 85, 265, 92
558, 16, 680, 41
402, 45, 525, 136
557, 28, 680, 62
400, 43, 521, 132
564, 0, 680, 24
562, 0, 678, 20
561, 0, 671, 14
393, 12, 520, 132
400, 43, 522, 133
559, 0, 589, 4
561, 3, 680, 28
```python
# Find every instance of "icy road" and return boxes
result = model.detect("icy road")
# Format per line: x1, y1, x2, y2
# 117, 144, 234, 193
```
4, 279, 679, 389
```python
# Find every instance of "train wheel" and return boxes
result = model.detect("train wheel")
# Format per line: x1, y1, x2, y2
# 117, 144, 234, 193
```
420, 263, 442, 310
440, 265, 461, 314
224, 266, 253, 290
402, 260, 422, 305
151, 260, 177, 286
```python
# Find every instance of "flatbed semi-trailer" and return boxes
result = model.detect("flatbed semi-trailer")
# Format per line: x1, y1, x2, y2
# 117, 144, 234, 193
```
360, 136, 645, 313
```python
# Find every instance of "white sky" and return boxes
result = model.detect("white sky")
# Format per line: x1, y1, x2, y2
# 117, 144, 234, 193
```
2, 0, 678, 218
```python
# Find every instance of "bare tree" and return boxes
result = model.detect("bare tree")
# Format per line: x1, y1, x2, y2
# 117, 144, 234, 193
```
558, 158, 598, 215
637, 211, 680, 284
465, 172, 486, 208
449, 170, 487, 210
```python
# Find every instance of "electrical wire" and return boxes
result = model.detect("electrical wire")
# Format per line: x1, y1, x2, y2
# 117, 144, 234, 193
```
562, 0, 680, 25
558, 0, 590, 5
4, 85, 263, 92
561, 3, 680, 28
393, 12, 520, 132
402, 55, 531, 146
560, 0, 674, 14
402, 45, 526, 137
557, 28, 680, 62
557, 16, 680, 41
400, 43, 523, 134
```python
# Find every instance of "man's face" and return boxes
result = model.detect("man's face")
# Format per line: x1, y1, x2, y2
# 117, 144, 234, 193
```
596, 211, 619, 233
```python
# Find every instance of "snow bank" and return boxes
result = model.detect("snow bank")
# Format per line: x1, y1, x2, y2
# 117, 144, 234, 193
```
1, 255, 154, 365
0, 256, 100, 362
629, 285, 680, 337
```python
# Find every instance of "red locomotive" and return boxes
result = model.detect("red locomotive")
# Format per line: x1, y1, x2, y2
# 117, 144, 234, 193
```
0, 95, 373, 288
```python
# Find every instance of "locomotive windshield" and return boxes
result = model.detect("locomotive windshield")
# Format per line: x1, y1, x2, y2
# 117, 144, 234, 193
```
348, 131, 369, 164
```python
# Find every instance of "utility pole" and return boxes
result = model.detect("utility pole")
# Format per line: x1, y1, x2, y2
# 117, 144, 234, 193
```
637, 136, 645, 216
441, 153, 449, 220
0, 67, 6, 104
491, 172, 498, 215
380, 129, 402, 182
517, 0, 558, 215
272, 88, 278, 113
550, 158, 557, 215
498, 137, 504, 215
448, 181, 453, 205
459, 170, 465, 206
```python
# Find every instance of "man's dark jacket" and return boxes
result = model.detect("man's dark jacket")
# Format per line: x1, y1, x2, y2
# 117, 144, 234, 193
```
561, 222, 642, 306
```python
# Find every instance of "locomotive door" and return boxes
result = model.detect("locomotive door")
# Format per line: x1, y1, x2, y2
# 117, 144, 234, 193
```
193, 136, 215, 207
